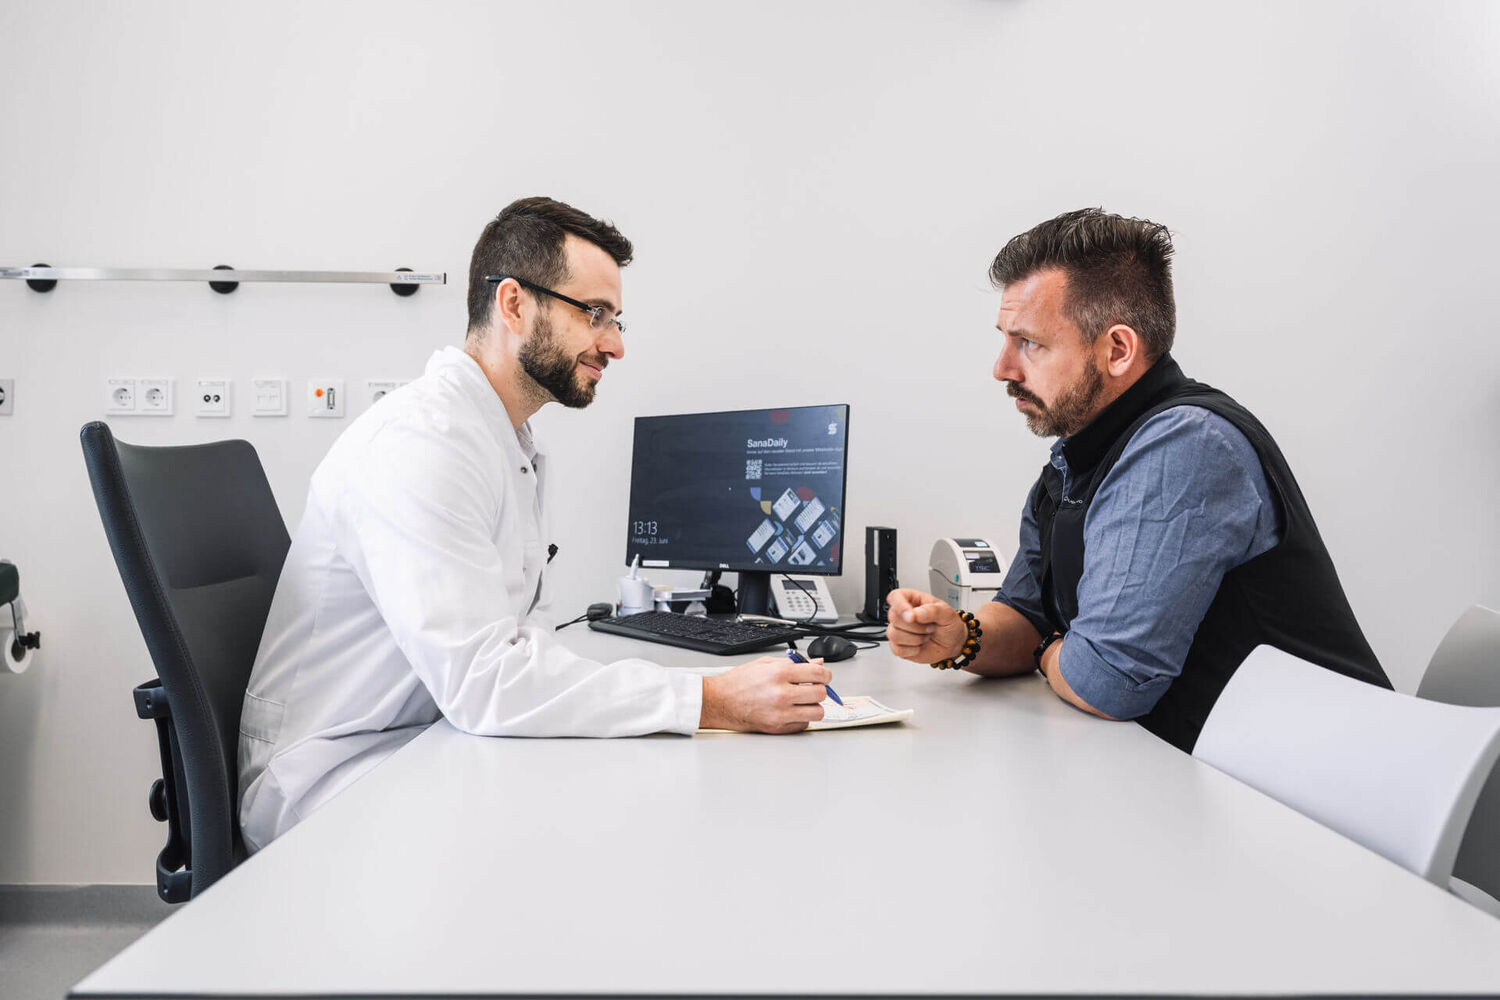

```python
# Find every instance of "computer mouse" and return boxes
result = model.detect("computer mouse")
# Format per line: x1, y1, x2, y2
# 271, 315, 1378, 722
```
807, 635, 858, 663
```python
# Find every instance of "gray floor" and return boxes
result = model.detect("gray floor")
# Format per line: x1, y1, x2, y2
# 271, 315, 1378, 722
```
0, 886, 166, 1000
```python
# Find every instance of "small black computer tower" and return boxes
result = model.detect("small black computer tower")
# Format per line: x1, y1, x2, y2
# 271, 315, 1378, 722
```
860, 526, 897, 623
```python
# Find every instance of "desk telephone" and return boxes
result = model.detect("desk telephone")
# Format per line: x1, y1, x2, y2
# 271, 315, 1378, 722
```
769, 575, 839, 623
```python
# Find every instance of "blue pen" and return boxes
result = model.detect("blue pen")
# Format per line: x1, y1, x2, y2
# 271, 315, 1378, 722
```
787, 643, 843, 706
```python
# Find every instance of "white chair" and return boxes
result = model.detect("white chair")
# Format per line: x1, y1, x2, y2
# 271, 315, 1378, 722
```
1194, 644, 1500, 887
1417, 605, 1500, 915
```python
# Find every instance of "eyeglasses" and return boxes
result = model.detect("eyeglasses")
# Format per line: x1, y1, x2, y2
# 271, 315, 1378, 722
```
485, 274, 626, 334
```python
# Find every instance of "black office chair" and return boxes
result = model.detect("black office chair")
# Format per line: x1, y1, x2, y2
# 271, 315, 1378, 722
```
80, 422, 290, 903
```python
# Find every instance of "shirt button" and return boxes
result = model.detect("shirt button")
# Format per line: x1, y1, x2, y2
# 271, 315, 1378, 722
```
520, 466, 529, 474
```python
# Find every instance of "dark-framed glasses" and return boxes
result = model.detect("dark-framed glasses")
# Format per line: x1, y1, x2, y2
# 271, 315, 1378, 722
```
485, 274, 626, 334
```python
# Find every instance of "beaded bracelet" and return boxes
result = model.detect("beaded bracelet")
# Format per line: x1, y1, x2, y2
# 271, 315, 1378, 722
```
931, 610, 982, 670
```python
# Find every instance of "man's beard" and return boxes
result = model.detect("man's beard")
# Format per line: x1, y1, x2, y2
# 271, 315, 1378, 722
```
1007, 362, 1104, 438
518, 312, 603, 409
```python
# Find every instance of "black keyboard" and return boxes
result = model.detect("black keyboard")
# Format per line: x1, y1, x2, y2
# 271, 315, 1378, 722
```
588, 611, 801, 655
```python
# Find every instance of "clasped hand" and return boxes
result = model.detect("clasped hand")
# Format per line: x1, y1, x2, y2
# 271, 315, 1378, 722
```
885, 588, 967, 664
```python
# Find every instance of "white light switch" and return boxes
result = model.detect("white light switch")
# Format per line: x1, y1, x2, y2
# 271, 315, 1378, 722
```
307, 378, 345, 418
194, 378, 232, 418
252, 378, 288, 417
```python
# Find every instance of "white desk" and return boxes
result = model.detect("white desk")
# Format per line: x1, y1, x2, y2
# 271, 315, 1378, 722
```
75, 632, 1500, 997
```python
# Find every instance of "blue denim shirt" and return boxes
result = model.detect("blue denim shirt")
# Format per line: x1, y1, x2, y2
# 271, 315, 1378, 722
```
994, 406, 1282, 718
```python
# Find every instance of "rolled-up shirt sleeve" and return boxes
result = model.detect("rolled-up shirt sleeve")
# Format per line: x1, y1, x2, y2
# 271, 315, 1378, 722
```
1057, 407, 1281, 719
332, 419, 702, 738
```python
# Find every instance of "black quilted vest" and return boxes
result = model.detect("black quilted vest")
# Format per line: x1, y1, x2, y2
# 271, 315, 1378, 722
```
1026, 353, 1390, 752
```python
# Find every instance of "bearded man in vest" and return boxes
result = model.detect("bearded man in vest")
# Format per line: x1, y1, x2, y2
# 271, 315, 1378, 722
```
886, 208, 1390, 752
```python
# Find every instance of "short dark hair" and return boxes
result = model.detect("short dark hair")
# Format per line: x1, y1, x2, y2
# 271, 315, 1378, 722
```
466, 196, 634, 335
989, 208, 1176, 360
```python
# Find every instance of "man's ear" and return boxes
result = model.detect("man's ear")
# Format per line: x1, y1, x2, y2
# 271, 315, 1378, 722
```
494, 279, 529, 338
1101, 324, 1142, 377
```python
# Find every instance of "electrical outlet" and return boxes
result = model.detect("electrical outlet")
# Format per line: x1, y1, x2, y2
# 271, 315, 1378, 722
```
194, 378, 232, 418
365, 379, 409, 407
0, 379, 13, 416
106, 377, 138, 415
138, 378, 174, 415
252, 378, 289, 417
307, 378, 345, 418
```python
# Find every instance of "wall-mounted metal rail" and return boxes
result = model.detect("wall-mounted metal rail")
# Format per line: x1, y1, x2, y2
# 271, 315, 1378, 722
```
0, 265, 445, 296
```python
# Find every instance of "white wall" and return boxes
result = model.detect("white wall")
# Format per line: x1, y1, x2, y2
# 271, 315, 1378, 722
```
1, 0, 1497, 884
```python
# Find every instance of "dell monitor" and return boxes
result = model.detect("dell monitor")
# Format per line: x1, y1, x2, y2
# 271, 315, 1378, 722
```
624, 403, 850, 615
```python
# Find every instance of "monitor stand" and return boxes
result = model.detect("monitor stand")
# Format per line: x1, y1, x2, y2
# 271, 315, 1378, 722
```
697, 569, 739, 616
735, 570, 772, 617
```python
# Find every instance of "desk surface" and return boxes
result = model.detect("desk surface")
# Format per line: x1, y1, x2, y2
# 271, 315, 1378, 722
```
76, 632, 1500, 997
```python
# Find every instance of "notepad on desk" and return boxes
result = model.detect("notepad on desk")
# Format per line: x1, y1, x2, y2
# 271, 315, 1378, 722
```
699, 696, 913, 734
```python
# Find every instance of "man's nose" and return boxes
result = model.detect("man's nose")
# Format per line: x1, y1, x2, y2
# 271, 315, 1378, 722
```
598, 325, 624, 361
994, 341, 1020, 382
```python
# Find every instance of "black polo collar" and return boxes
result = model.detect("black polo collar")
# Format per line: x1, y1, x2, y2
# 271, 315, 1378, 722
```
1058, 352, 1189, 475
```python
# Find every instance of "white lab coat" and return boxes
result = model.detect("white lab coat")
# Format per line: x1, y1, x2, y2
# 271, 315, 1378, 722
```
238, 346, 701, 851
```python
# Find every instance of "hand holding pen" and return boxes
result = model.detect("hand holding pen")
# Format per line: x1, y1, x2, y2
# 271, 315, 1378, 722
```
787, 643, 843, 706
700, 654, 831, 733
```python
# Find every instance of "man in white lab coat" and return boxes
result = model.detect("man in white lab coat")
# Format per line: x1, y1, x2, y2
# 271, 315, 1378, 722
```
238, 197, 830, 851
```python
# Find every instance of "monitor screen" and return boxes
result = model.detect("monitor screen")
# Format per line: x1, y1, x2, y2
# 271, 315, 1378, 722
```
625, 404, 850, 575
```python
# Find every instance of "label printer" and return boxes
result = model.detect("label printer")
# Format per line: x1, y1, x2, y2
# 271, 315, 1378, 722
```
928, 538, 1006, 614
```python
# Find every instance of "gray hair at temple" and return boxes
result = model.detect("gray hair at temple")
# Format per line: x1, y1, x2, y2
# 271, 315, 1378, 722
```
990, 208, 1176, 361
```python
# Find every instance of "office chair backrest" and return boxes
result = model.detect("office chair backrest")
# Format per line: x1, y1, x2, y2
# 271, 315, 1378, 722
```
80, 421, 290, 900
1194, 644, 1500, 885
1417, 605, 1500, 909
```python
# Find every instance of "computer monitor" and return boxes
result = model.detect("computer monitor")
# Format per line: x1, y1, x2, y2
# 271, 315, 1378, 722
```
624, 403, 850, 615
